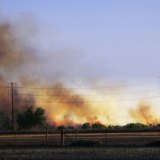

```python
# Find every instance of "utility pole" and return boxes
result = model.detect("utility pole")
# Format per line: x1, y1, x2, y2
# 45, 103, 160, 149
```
61, 128, 64, 146
10, 82, 15, 132
158, 77, 160, 136
158, 76, 160, 97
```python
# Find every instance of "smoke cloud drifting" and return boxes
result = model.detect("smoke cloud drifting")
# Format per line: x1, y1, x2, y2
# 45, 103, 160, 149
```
129, 102, 159, 125
0, 18, 160, 126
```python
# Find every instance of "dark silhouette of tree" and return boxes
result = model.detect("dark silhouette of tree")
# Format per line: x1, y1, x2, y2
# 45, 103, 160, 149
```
81, 122, 91, 129
123, 123, 148, 129
92, 122, 106, 129
0, 111, 10, 130
17, 106, 46, 129
107, 125, 122, 130
34, 107, 46, 126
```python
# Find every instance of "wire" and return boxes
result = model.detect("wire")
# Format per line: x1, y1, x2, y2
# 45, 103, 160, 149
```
15, 81, 156, 90
14, 89, 158, 97
14, 95, 159, 104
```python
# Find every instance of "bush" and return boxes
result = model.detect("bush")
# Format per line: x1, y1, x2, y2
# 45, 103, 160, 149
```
81, 123, 91, 129
146, 140, 160, 147
71, 140, 100, 147
107, 125, 122, 130
123, 123, 148, 129
92, 122, 106, 130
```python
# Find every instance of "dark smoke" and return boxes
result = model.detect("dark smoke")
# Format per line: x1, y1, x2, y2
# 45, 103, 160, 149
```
0, 19, 36, 112
0, 21, 35, 69
1, 17, 159, 126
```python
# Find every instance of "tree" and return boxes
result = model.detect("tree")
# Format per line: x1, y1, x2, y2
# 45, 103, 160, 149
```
17, 106, 46, 129
34, 107, 46, 126
123, 123, 148, 129
92, 122, 106, 129
0, 111, 10, 130
107, 125, 122, 130
81, 122, 91, 129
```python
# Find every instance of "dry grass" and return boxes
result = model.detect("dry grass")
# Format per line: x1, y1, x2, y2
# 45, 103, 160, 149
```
0, 131, 159, 146
0, 147, 160, 160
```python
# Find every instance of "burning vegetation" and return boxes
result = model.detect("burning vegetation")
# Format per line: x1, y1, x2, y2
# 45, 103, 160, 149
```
129, 102, 160, 125
0, 18, 160, 130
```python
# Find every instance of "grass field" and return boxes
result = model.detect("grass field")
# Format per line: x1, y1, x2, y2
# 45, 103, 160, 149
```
0, 131, 160, 159
0, 147, 160, 160
0, 131, 159, 146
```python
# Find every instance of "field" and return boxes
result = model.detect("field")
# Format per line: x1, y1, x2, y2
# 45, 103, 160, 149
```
0, 147, 160, 160
0, 131, 160, 159
0, 130, 159, 146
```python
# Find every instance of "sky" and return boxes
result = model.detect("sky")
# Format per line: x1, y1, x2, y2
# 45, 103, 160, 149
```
1, 0, 160, 125
0, 0, 160, 83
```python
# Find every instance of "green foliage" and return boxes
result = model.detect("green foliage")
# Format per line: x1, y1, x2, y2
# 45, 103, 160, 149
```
92, 122, 106, 129
71, 140, 100, 147
81, 122, 91, 129
123, 123, 148, 129
107, 125, 122, 130
17, 106, 46, 129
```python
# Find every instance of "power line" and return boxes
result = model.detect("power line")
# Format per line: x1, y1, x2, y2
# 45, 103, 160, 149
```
1, 80, 159, 105
14, 88, 158, 97
15, 95, 159, 104
15, 81, 156, 90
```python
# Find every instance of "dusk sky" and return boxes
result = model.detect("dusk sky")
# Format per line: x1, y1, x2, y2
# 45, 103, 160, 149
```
0, 0, 160, 83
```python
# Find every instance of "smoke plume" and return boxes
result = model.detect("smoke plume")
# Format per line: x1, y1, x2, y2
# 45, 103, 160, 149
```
0, 19, 36, 111
0, 17, 160, 126
129, 102, 159, 125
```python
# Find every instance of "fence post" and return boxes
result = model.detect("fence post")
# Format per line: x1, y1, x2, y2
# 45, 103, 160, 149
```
13, 131, 15, 147
105, 129, 107, 144
76, 130, 78, 141
46, 129, 48, 145
61, 128, 64, 146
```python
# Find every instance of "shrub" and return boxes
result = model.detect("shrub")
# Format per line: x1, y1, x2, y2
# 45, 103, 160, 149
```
146, 140, 160, 147
92, 122, 106, 129
123, 123, 148, 129
81, 123, 91, 129
71, 140, 100, 147
107, 125, 122, 130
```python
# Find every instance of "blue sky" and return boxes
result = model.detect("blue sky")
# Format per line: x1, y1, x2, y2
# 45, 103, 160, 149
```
1, 0, 160, 83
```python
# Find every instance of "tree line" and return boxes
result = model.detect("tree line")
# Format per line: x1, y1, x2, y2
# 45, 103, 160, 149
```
0, 105, 160, 131
0, 106, 46, 130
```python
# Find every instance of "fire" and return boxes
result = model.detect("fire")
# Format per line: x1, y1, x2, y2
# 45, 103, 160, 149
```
129, 102, 159, 125
0, 18, 160, 126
